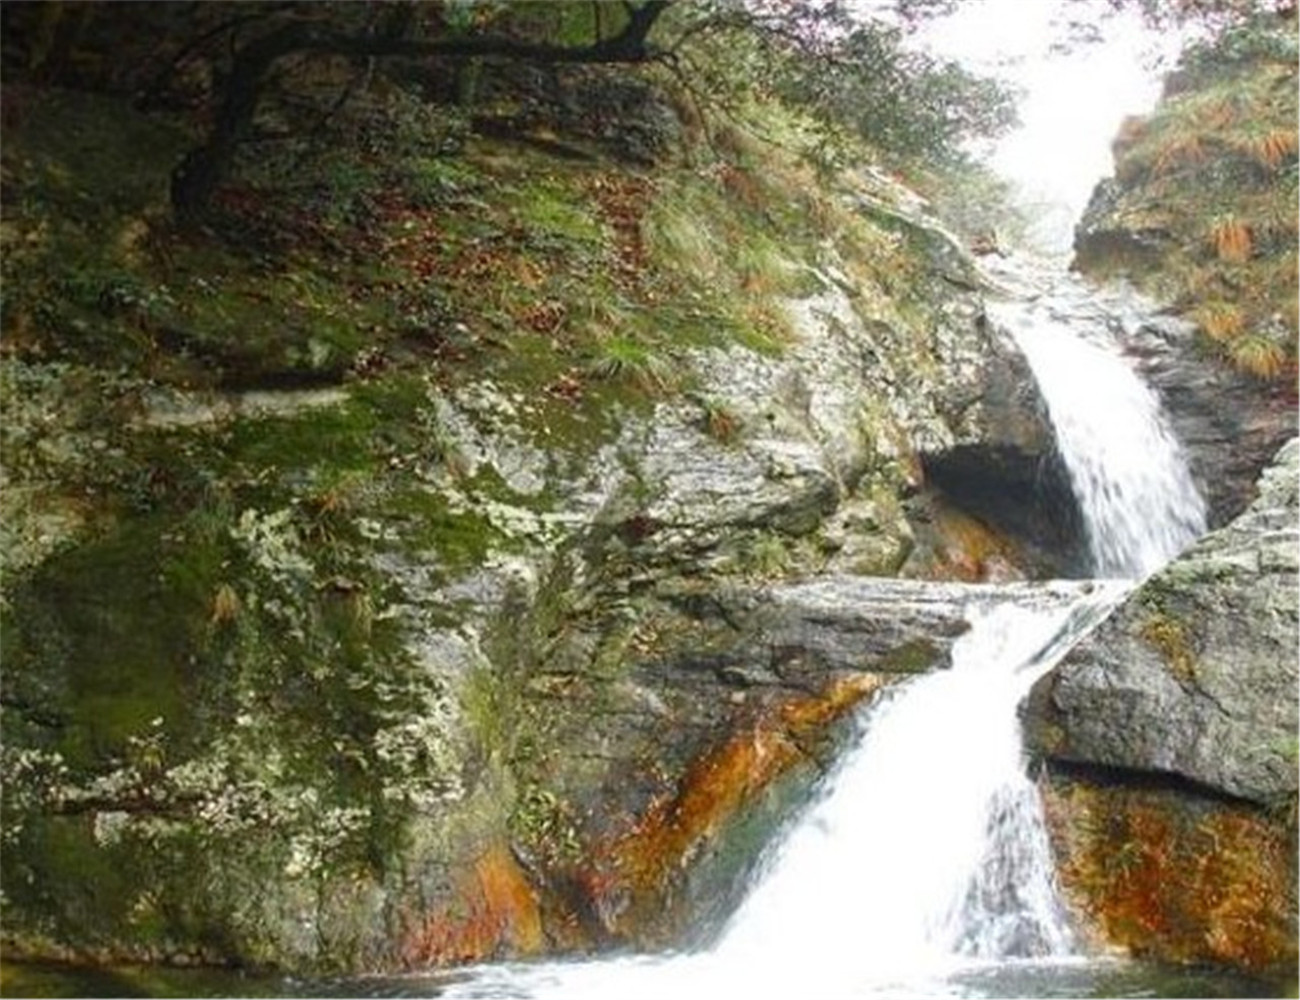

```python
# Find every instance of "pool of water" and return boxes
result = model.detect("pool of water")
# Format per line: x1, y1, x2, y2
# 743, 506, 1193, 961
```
3, 956, 1295, 999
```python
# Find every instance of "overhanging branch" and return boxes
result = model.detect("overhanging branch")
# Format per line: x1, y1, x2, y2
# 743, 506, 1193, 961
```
170, 0, 673, 220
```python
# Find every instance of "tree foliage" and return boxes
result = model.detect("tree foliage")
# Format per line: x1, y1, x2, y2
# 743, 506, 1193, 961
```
1, 0, 1017, 222
657, 1, 1017, 169
1095, 0, 1296, 29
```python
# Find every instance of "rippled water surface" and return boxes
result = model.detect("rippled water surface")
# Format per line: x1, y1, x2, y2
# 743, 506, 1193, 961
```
4, 956, 1295, 999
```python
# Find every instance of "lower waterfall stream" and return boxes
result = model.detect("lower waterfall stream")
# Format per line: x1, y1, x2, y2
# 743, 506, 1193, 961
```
434, 590, 1124, 1000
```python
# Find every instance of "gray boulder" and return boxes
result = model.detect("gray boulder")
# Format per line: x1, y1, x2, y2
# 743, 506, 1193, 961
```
1025, 437, 1299, 806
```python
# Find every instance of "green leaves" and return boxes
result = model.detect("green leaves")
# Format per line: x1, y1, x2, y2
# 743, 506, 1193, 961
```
666, 0, 1018, 169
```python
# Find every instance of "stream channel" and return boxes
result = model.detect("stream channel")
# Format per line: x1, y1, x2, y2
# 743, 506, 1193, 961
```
7, 257, 1292, 999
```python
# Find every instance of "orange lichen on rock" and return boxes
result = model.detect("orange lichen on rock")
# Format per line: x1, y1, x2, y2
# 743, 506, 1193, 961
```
1041, 777, 1298, 973
402, 841, 544, 967
922, 499, 1026, 583
593, 672, 888, 940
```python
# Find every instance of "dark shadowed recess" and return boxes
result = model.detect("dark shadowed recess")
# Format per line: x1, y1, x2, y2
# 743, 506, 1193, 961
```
922, 443, 1091, 578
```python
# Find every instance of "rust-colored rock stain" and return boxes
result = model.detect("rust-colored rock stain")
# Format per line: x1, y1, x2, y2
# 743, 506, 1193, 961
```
588, 672, 888, 941
1041, 776, 1298, 973
402, 841, 544, 966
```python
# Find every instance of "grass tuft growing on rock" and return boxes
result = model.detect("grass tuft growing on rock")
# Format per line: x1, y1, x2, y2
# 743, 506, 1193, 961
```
1084, 51, 1297, 383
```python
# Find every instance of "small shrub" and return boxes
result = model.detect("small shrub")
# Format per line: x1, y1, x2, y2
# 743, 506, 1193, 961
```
743, 533, 791, 578
698, 397, 741, 443
1207, 215, 1253, 262
1192, 300, 1245, 342
584, 336, 676, 393
1229, 331, 1287, 379
1153, 131, 1208, 176
1228, 126, 1299, 172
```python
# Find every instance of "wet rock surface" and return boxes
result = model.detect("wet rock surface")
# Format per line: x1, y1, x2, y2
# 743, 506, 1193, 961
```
1112, 314, 1296, 530
1025, 437, 1298, 805
0, 190, 1077, 973
1025, 438, 1299, 972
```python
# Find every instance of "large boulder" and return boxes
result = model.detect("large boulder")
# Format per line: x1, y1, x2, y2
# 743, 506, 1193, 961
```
1024, 438, 1299, 972
1026, 437, 1298, 804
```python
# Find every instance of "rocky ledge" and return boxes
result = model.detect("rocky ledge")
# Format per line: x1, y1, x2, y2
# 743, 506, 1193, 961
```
1025, 437, 1299, 972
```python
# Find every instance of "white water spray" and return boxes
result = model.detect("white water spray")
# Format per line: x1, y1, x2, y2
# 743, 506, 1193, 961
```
441, 585, 1128, 1000
712, 584, 1127, 984
990, 293, 1207, 579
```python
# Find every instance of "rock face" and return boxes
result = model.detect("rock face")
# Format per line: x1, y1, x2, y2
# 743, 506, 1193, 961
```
1110, 314, 1296, 530
1072, 177, 1172, 277
0, 142, 1074, 971
1024, 438, 1299, 972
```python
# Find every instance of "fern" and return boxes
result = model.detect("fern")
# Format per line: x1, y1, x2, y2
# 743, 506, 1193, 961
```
1243, 188, 1299, 238
1153, 132, 1208, 175
1229, 331, 1287, 379
1207, 215, 1253, 262
1186, 91, 1240, 131
1228, 125, 1299, 171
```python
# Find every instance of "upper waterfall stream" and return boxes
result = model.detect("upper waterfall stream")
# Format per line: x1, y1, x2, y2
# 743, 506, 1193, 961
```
428, 261, 1210, 999
986, 265, 1207, 579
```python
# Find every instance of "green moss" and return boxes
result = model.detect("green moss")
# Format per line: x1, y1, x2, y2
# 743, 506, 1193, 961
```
1140, 612, 1198, 682
3, 515, 221, 768
383, 489, 504, 572
226, 407, 376, 477
879, 638, 940, 673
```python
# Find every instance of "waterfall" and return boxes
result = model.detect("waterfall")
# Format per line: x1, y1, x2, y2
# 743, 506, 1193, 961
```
989, 293, 1207, 579
710, 583, 1127, 986
438, 273, 1209, 999
443, 584, 1130, 1000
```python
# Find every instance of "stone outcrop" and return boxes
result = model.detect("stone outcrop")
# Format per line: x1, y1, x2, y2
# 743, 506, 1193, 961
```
1024, 438, 1299, 972
845, 186, 1085, 581
0, 155, 1074, 972
1072, 177, 1172, 277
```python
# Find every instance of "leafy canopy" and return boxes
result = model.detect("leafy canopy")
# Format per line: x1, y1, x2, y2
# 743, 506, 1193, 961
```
657, 0, 1018, 169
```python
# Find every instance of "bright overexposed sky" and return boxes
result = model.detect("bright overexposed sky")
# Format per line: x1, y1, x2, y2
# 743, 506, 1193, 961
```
914, 0, 1187, 252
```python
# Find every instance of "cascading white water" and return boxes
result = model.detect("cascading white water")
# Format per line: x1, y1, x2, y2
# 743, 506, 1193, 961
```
989, 293, 1207, 579
438, 270, 1209, 1000
710, 584, 1127, 987
442, 584, 1130, 1000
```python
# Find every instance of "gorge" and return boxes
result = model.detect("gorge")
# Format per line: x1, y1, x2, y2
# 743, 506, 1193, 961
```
0, 3, 1296, 998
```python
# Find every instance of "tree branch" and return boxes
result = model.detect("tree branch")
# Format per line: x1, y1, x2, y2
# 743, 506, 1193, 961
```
170, 1, 674, 220
134, 5, 294, 111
